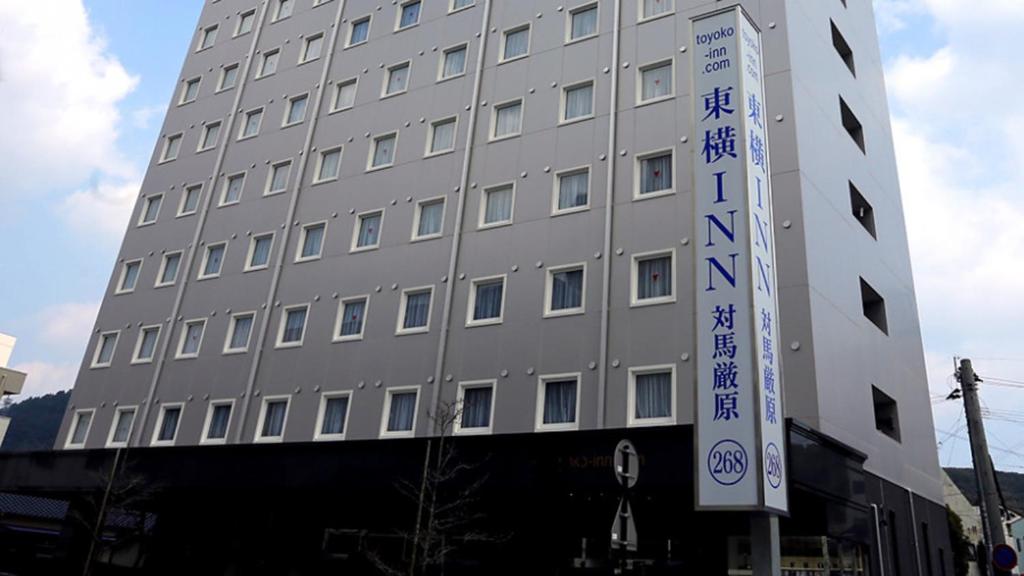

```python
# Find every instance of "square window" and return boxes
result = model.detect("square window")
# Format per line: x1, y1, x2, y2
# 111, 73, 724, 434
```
536, 375, 579, 431
381, 388, 419, 437
413, 198, 445, 240
831, 20, 856, 76
316, 393, 351, 439
632, 251, 675, 306
334, 296, 368, 341
369, 133, 398, 169
156, 251, 182, 287
246, 233, 274, 270
277, 305, 309, 347
872, 386, 900, 441
66, 409, 94, 448
440, 45, 467, 80
199, 242, 227, 279
850, 182, 876, 238
467, 276, 505, 326
221, 172, 246, 205
554, 168, 590, 213
502, 25, 530, 62
315, 147, 343, 182
383, 62, 411, 97
198, 121, 221, 151
198, 25, 218, 51
218, 64, 239, 91
450, 0, 474, 11
480, 184, 514, 227
132, 326, 161, 364
266, 160, 292, 195
180, 77, 201, 104
636, 150, 674, 197
352, 211, 383, 250
152, 404, 183, 445
106, 406, 136, 447
398, 287, 432, 334
332, 78, 358, 111
139, 194, 163, 225
860, 278, 888, 334
236, 10, 256, 36
641, 0, 673, 20
224, 312, 255, 353
160, 134, 182, 162
628, 366, 675, 426
117, 260, 142, 294
301, 33, 324, 63
397, 1, 421, 30
348, 17, 371, 46
427, 117, 457, 155
177, 319, 206, 358
456, 381, 494, 434
296, 222, 326, 261
179, 184, 203, 216
840, 97, 866, 152
259, 49, 280, 78
273, 0, 294, 21
202, 401, 233, 443
239, 108, 263, 139
568, 4, 598, 42
283, 94, 309, 126
256, 397, 289, 442
492, 100, 523, 139
91, 331, 119, 368
546, 264, 586, 316
562, 81, 594, 123
639, 60, 673, 103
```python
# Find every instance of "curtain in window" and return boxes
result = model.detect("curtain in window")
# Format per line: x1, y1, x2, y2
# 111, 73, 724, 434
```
262, 402, 286, 437
461, 387, 492, 429
204, 245, 224, 276
418, 202, 444, 236
238, 12, 254, 34
358, 214, 382, 247
230, 315, 253, 349
139, 329, 158, 359
98, 336, 116, 364
484, 187, 513, 224
262, 52, 279, 75
641, 64, 672, 101
340, 300, 366, 336
144, 197, 162, 222
571, 8, 598, 39
635, 372, 672, 419
183, 324, 204, 354
551, 269, 583, 311
304, 37, 322, 61
319, 150, 340, 180
543, 380, 577, 424
277, 0, 294, 19
221, 66, 238, 89
71, 413, 92, 444
122, 263, 140, 290
452, 0, 472, 9
283, 309, 307, 342
183, 188, 201, 213
288, 96, 308, 124
373, 136, 396, 166
203, 124, 220, 149
443, 49, 466, 78
251, 237, 272, 267
208, 405, 231, 439
565, 85, 593, 120
637, 256, 672, 299
558, 172, 589, 210
494, 104, 522, 137
504, 29, 529, 59
243, 112, 261, 137
159, 408, 180, 441
271, 163, 289, 191
112, 410, 134, 443
473, 280, 504, 320
640, 154, 672, 194
387, 66, 409, 94
388, 392, 417, 431
643, 0, 672, 18
336, 82, 357, 108
225, 176, 243, 203
162, 254, 181, 284
404, 292, 430, 328
301, 226, 324, 258
321, 397, 349, 435
399, 2, 421, 28
431, 121, 456, 152
350, 21, 369, 44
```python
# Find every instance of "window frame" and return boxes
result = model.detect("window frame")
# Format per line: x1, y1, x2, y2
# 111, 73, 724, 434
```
200, 399, 235, 445
91, 331, 120, 368
396, 286, 434, 335
138, 193, 163, 227
197, 121, 222, 152
411, 196, 446, 241
238, 107, 265, 140
131, 324, 162, 365
489, 98, 524, 141
437, 43, 469, 82
560, 79, 596, 125
65, 409, 95, 449
638, 0, 675, 23
299, 32, 325, 64
155, 251, 183, 288
159, 133, 182, 163
197, 24, 218, 52
627, 364, 677, 427
220, 172, 246, 206
179, 76, 202, 105
425, 116, 459, 157
257, 47, 281, 79
275, 304, 311, 349
330, 77, 359, 112
630, 248, 677, 307
333, 295, 371, 342
234, 9, 256, 37
176, 318, 208, 359
367, 132, 399, 171
105, 405, 138, 448
245, 232, 275, 272
150, 403, 184, 447
394, 0, 423, 32
282, 93, 310, 128
254, 395, 291, 443
535, 373, 582, 432
466, 274, 507, 327
115, 259, 143, 295
552, 165, 591, 215
265, 159, 293, 196
566, 2, 599, 44
313, 146, 343, 184
217, 63, 240, 92
499, 23, 532, 63
272, 0, 294, 22
346, 15, 372, 47
177, 183, 203, 217
544, 262, 587, 318
633, 147, 676, 200
449, 0, 475, 13
379, 386, 421, 438
478, 182, 516, 229
223, 311, 257, 354
351, 209, 385, 252
295, 221, 328, 263
454, 380, 497, 435
314, 391, 353, 441
197, 241, 228, 280
381, 61, 412, 99
636, 58, 675, 106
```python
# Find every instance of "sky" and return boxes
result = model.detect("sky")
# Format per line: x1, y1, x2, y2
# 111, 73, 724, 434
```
1, 1, 1022, 470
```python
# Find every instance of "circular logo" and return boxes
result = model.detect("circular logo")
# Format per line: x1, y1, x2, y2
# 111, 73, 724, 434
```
993, 544, 1018, 571
708, 440, 748, 486
765, 443, 783, 489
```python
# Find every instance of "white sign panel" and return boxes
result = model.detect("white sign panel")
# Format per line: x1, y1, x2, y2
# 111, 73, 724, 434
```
693, 6, 788, 514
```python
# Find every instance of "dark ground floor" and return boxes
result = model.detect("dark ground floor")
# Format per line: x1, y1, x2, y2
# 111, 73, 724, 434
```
0, 420, 951, 575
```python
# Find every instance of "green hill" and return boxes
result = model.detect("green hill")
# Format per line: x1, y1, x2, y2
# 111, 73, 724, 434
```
945, 467, 1024, 514
0, 390, 70, 452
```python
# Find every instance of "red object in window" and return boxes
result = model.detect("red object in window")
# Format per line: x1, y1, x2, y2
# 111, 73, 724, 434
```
652, 272, 660, 281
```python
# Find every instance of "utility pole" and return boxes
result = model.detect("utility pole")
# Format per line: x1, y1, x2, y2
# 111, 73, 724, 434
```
957, 358, 1011, 576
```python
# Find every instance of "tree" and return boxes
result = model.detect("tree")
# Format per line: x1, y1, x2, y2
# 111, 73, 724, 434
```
947, 505, 971, 576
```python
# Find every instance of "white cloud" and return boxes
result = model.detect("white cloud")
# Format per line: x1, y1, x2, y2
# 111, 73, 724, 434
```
10, 361, 78, 397
60, 180, 139, 239
132, 104, 166, 130
35, 302, 100, 354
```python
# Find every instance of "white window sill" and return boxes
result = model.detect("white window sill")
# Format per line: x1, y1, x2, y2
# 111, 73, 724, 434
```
544, 308, 585, 319
630, 296, 676, 308
559, 114, 595, 126
633, 188, 676, 201
565, 33, 598, 46
466, 317, 503, 328
636, 94, 675, 108
552, 205, 590, 217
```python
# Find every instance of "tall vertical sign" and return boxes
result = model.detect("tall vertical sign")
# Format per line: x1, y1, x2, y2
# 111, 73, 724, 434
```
693, 6, 788, 514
